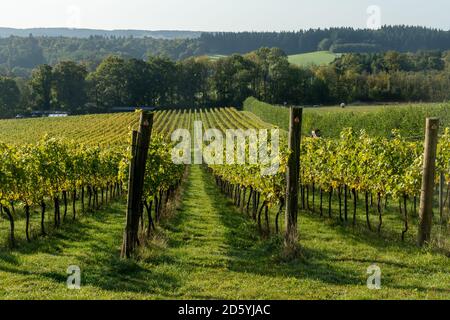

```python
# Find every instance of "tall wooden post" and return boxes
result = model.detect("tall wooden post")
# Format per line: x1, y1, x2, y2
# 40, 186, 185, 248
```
285, 107, 303, 249
418, 118, 439, 247
122, 130, 139, 258
121, 112, 154, 258
132, 112, 153, 237
439, 172, 445, 224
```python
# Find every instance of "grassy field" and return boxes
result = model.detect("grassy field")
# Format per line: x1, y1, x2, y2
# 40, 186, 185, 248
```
207, 54, 229, 61
288, 51, 339, 66
1, 165, 449, 299
206, 51, 338, 66
243, 97, 450, 138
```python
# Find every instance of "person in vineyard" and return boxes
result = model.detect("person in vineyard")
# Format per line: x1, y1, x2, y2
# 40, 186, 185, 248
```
311, 129, 322, 138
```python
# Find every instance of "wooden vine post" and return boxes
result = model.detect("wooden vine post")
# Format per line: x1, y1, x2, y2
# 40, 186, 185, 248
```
439, 172, 445, 223
121, 111, 154, 258
285, 107, 303, 251
418, 117, 439, 247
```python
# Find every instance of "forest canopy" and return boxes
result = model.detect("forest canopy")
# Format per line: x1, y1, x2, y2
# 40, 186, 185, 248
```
2, 48, 450, 118
3, 26, 450, 77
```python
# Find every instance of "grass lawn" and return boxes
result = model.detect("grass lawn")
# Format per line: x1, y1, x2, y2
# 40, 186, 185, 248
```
1, 166, 448, 299
288, 51, 339, 66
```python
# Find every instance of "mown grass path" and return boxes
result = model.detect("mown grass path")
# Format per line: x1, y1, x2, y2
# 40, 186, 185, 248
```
150, 166, 449, 299
1, 165, 449, 299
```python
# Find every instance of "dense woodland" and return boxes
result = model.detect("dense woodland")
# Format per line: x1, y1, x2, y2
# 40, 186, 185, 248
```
3, 26, 450, 77
2, 47, 450, 118
200, 26, 450, 54
0, 36, 200, 77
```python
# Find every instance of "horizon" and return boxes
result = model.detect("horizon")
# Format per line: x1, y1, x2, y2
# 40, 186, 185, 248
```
0, 0, 449, 32
0, 24, 449, 34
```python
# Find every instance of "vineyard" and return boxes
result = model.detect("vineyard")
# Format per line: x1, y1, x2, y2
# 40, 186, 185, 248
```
212, 128, 449, 241
0, 107, 449, 299
0, 108, 272, 247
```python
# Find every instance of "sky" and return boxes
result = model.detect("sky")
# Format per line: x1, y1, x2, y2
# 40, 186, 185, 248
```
0, 0, 449, 31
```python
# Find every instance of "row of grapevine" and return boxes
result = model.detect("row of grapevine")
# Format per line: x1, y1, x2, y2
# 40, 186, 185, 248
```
0, 112, 140, 146
206, 118, 450, 239
120, 134, 186, 238
301, 129, 450, 231
0, 137, 124, 247
0, 110, 187, 248
2, 107, 448, 247
203, 108, 288, 233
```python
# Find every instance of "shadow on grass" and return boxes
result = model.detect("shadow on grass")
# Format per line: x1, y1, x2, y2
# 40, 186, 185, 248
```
0, 251, 20, 265
301, 208, 450, 258
0, 202, 180, 295
198, 167, 450, 294
198, 168, 363, 286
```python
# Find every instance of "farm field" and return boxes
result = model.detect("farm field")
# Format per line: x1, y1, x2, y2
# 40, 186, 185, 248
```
0, 108, 449, 300
243, 97, 450, 138
288, 51, 339, 66
208, 51, 338, 67
207, 54, 229, 61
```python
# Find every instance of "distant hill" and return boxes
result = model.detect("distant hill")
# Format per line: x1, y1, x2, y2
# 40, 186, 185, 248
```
288, 51, 339, 66
0, 27, 201, 39
3, 25, 450, 78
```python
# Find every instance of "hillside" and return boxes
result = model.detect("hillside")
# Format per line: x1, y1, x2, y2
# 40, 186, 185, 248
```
0, 27, 201, 39
2, 26, 450, 78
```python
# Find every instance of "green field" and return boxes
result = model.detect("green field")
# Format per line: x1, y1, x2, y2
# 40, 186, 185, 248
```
288, 51, 339, 66
207, 54, 229, 61
243, 97, 450, 138
207, 51, 338, 66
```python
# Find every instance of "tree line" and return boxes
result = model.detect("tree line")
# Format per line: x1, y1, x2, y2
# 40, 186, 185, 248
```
3, 26, 450, 77
0, 35, 199, 78
200, 26, 450, 54
2, 48, 450, 118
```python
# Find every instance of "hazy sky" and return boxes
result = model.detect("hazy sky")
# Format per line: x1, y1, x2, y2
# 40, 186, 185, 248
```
0, 0, 449, 31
